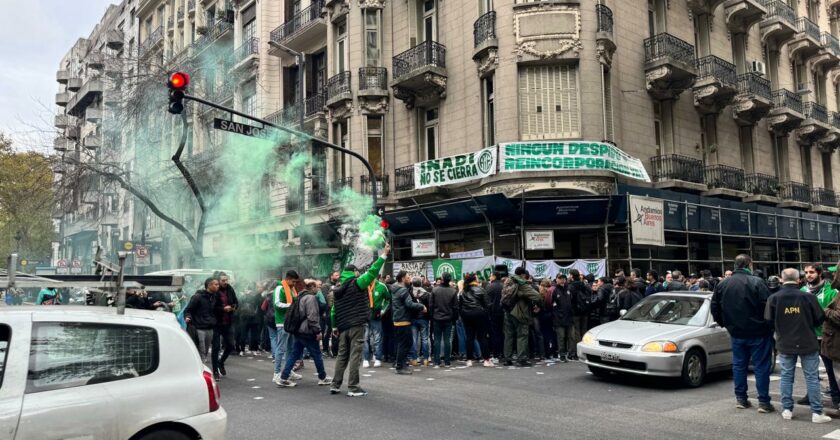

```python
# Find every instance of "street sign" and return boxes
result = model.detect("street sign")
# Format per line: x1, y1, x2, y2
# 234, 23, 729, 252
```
70, 259, 82, 274
135, 245, 150, 267
123, 241, 134, 251
20, 259, 27, 266
56, 259, 68, 268
213, 118, 274, 140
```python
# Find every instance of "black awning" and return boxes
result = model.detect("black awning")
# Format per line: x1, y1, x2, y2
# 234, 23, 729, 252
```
384, 194, 515, 233
521, 197, 611, 226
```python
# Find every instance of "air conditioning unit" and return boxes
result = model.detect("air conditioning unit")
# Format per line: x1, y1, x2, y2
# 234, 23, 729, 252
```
751, 60, 766, 76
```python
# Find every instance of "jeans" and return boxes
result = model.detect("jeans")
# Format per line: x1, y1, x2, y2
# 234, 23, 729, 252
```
212, 324, 235, 372
731, 335, 773, 404
530, 317, 545, 358
779, 352, 822, 414
555, 325, 573, 356
455, 320, 467, 355
822, 354, 840, 405
463, 314, 490, 360
195, 328, 213, 363
281, 334, 328, 381
333, 325, 367, 392
432, 320, 454, 365
409, 319, 430, 360
394, 325, 414, 370
363, 319, 384, 361
268, 326, 290, 375
503, 313, 530, 362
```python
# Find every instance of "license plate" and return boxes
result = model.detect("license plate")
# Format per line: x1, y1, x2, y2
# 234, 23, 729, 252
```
600, 352, 620, 363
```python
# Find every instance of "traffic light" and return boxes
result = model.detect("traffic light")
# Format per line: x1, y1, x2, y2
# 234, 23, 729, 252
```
167, 71, 190, 115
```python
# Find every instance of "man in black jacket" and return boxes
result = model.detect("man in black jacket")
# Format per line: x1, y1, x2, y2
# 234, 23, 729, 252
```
567, 269, 591, 360
665, 270, 687, 291
212, 272, 239, 379
486, 270, 506, 361
551, 275, 574, 363
184, 278, 219, 371
765, 268, 829, 422
391, 275, 426, 374
711, 254, 774, 413
430, 272, 458, 367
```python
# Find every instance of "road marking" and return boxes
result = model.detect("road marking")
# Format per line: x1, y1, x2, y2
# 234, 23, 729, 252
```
426, 378, 435, 381
414, 369, 421, 372
536, 372, 545, 375
247, 378, 255, 382
253, 397, 264, 400
367, 370, 376, 373
822, 429, 840, 439
363, 374, 372, 377
252, 386, 261, 389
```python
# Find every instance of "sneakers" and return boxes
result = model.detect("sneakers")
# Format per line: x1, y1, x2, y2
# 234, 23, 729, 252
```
218, 364, 227, 377
213, 371, 221, 382
757, 403, 775, 414
444, 363, 452, 368
347, 388, 368, 397
813, 413, 832, 424
289, 371, 303, 381
423, 359, 430, 366
782, 409, 793, 420
363, 360, 371, 368
736, 399, 752, 409
238, 351, 245, 357
517, 360, 533, 367
503, 360, 514, 367
272, 373, 281, 384
466, 360, 474, 367
433, 364, 441, 369
330, 386, 341, 394
410, 359, 419, 367
317, 376, 333, 386
373, 359, 382, 368
276, 379, 296, 388
559, 354, 568, 363
483, 360, 495, 368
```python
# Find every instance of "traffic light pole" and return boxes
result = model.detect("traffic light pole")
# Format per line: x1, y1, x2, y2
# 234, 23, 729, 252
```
180, 93, 378, 213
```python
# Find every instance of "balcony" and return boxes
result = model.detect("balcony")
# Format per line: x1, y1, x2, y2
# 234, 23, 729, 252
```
644, 33, 697, 100
66, 77, 83, 92
55, 92, 70, 106
779, 181, 812, 209
53, 138, 70, 152
308, 176, 329, 209
693, 55, 737, 113
359, 67, 388, 99
209, 80, 234, 104
86, 52, 104, 69
83, 134, 101, 150
595, 4, 615, 65
330, 177, 354, 194
85, 108, 102, 123
724, 0, 768, 32
703, 164, 747, 198
473, 11, 498, 61
188, 0, 195, 16
232, 37, 259, 72
268, 0, 326, 56
193, 20, 233, 56
813, 33, 840, 70
57, 70, 69, 84
106, 29, 124, 50
760, 1, 797, 45
325, 71, 352, 109
392, 40, 447, 108
788, 17, 822, 59
744, 173, 782, 204
799, 101, 831, 143
733, 72, 772, 125
650, 154, 707, 192
177, 7, 184, 22
66, 78, 104, 117
167, 17, 175, 34
361, 174, 390, 198
139, 26, 164, 58
65, 125, 80, 141
768, 89, 804, 134
812, 187, 838, 209
54, 114, 74, 129
819, 111, 840, 153
304, 93, 327, 137
395, 165, 415, 192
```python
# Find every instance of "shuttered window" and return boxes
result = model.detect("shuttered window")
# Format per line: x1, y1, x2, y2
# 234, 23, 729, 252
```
518, 64, 580, 140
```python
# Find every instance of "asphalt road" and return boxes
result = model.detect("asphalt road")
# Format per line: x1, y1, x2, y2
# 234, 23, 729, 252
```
217, 352, 840, 440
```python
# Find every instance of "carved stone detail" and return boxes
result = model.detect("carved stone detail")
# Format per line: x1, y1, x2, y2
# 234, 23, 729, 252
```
358, 0, 385, 8
328, 100, 354, 120
325, 0, 350, 20
512, 4, 581, 61
475, 48, 499, 76
359, 97, 389, 114
596, 39, 615, 67
514, 40, 582, 60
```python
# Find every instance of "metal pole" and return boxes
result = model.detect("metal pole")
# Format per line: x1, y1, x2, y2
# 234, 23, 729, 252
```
298, 53, 307, 257
116, 252, 127, 315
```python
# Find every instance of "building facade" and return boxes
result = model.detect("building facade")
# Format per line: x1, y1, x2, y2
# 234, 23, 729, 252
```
54, 0, 840, 278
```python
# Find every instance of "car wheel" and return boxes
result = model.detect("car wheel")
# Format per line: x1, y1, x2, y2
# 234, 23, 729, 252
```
681, 349, 706, 388
136, 429, 192, 440
588, 365, 611, 378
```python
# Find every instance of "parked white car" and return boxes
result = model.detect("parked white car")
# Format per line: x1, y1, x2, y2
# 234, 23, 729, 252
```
0, 306, 227, 440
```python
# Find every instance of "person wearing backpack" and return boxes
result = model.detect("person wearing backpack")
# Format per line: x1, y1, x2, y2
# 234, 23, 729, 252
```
502, 267, 543, 367
330, 244, 390, 397
605, 276, 628, 322
275, 279, 333, 388
459, 273, 493, 368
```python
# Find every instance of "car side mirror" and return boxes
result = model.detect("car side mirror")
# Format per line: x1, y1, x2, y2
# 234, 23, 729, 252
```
619, 309, 627, 317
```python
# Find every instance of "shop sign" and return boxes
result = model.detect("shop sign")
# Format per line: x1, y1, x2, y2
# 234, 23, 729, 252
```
415, 147, 497, 189
629, 196, 665, 246
499, 141, 650, 182
525, 231, 555, 250
411, 239, 437, 257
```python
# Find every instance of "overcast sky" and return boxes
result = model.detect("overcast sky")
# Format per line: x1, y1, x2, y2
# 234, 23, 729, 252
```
0, 0, 115, 152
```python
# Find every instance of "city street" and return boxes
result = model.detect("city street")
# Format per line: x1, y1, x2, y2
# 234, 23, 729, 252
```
218, 353, 840, 440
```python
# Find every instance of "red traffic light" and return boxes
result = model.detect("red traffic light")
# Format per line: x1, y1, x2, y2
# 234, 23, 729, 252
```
168, 72, 189, 90
380, 219, 390, 230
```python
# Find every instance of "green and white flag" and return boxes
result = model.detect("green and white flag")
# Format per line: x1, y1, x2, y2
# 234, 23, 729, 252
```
432, 257, 495, 281
415, 147, 497, 189
499, 141, 650, 182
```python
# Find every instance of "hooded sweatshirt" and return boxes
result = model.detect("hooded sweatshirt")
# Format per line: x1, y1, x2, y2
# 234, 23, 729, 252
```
273, 280, 298, 327
331, 256, 386, 331
802, 282, 838, 337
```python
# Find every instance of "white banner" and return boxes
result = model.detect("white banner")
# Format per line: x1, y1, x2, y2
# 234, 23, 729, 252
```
415, 147, 497, 189
495, 257, 524, 275
573, 259, 607, 278
629, 195, 665, 247
393, 261, 432, 280
450, 249, 485, 259
526, 260, 561, 280
411, 239, 437, 257
496, 257, 606, 279
525, 231, 555, 250
499, 141, 651, 182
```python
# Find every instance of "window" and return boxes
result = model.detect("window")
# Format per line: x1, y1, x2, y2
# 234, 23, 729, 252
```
481, 74, 496, 147
648, 0, 656, 37
312, 52, 326, 93
518, 64, 580, 140
739, 126, 754, 173
801, 145, 813, 186
653, 102, 663, 156
603, 68, 614, 141
422, 108, 439, 160
364, 9, 381, 67
367, 116, 384, 175
27, 323, 159, 393
423, 0, 437, 42
253, 174, 270, 218
241, 81, 257, 117
0, 325, 9, 389
823, 152, 833, 190
242, 4, 256, 42
335, 21, 347, 74
333, 121, 349, 180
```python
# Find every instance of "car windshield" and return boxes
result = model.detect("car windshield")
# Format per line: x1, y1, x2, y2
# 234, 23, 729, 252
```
621, 296, 709, 327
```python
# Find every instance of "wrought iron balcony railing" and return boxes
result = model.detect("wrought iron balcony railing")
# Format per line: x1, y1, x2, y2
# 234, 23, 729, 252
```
359, 67, 387, 92
737, 72, 772, 100
813, 187, 837, 207
796, 17, 820, 42
780, 181, 812, 204
704, 164, 746, 192
270, 0, 324, 42
473, 11, 497, 48
305, 93, 325, 116
596, 4, 614, 34
822, 32, 840, 55
395, 165, 415, 192
139, 26, 164, 58
745, 173, 780, 197
804, 101, 829, 123
234, 37, 259, 64
766, 1, 796, 25
361, 174, 390, 197
650, 154, 705, 184
772, 89, 803, 114
193, 20, 232, 54
326, 71, 351, 102
393, 40, 447, 79
696, 55, 737, 86
644, 33, 696, 66
330, 177, 353, 194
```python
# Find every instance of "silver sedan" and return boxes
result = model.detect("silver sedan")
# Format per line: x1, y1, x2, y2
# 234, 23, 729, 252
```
577, 292, 733, 387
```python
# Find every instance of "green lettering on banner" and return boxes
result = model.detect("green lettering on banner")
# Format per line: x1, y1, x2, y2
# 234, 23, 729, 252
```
499, 141, 651, 182
414, 147, 498, 189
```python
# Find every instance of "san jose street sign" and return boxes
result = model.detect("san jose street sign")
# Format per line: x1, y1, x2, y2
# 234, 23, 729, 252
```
213, 118, 275, 140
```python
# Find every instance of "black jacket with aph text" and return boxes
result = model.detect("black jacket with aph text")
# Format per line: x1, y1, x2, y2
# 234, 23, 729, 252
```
765, 284, 825, 355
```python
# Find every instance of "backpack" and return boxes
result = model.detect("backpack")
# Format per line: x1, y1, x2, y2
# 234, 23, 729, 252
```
283, 293, 309, 335
500, 278, 520, 312
605, 287, 622, 317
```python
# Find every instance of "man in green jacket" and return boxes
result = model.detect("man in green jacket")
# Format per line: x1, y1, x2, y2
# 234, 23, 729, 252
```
330, 244, 390, 397
503, 267, 543, 367
800, 264, 840, 409
271, 271, 302, 385
363, 277, 390, 368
